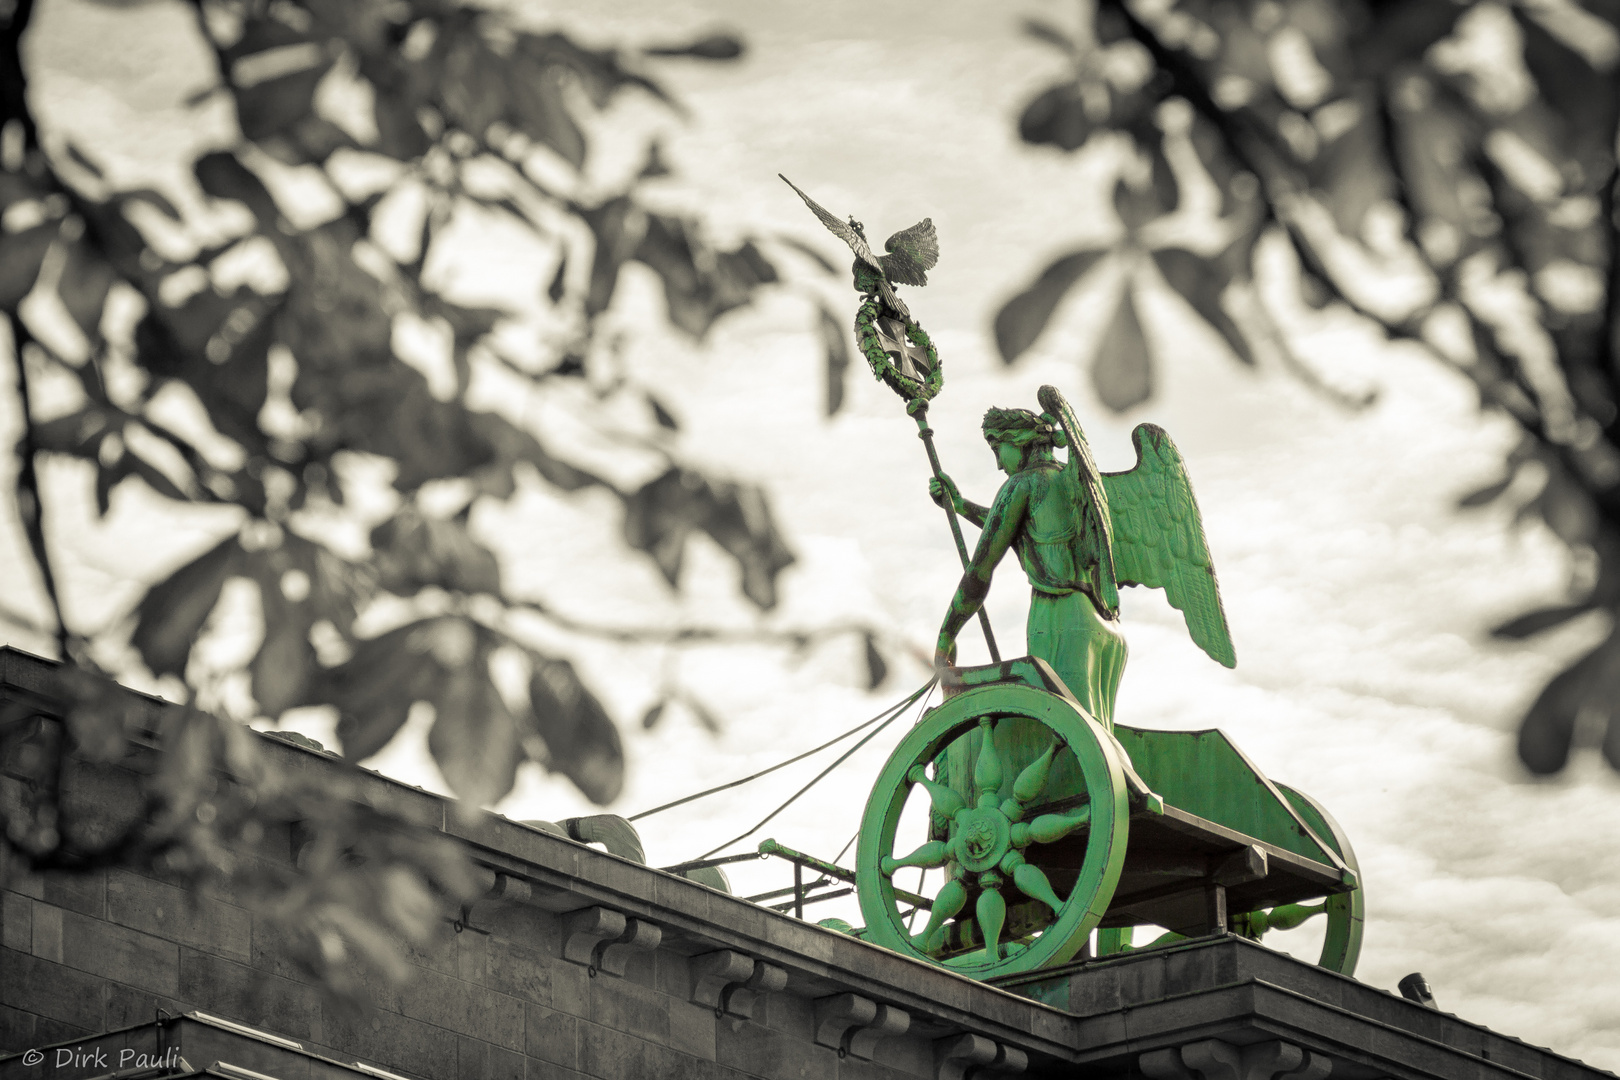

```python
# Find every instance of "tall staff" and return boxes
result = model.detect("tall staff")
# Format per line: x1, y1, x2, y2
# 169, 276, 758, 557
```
781, 176, 1000, 662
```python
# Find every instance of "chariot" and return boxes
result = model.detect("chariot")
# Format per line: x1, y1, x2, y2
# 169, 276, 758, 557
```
771, 178, 1362, 982
851, 656, 1362, 980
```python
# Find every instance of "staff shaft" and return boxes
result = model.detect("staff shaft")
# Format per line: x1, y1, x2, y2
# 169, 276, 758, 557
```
912, 407, 1001, 663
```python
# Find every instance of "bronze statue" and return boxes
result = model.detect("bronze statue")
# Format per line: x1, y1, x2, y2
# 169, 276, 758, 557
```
931, 385, 1235, 726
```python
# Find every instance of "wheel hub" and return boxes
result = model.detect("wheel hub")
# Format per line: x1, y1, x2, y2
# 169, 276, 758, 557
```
954, 807, 1011, 871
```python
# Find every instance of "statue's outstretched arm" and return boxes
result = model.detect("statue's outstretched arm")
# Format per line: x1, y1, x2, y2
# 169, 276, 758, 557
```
936, 479, 1026, 664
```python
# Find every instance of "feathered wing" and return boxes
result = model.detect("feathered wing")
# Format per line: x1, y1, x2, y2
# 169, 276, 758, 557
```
880, 218, 939, 287
1101, 424, 1236, 668
1036, 385, 1120, 616
778, 174, 882, 274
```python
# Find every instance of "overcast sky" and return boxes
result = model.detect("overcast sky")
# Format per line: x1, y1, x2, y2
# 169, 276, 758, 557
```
5, 0, 1620, 1068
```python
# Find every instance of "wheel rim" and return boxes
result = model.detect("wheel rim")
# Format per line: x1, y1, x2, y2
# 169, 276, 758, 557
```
856, 683, 1129, 979
1274, 783, 1364, 975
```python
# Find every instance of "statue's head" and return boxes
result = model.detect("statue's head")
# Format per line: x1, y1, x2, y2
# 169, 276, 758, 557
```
982, 407, 1066, 475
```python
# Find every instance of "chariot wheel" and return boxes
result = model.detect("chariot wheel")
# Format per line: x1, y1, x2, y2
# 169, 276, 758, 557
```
856, 682, 1130, 978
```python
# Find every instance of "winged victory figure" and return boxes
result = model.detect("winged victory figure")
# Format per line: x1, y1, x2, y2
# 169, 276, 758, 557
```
930, 384, 1234, 727
779, 174, 938, 324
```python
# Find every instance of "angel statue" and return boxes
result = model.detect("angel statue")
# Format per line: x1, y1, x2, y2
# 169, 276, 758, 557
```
931, 385, 1236, 728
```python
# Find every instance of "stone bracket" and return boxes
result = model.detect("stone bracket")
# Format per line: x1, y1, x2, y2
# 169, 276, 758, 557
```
690, 950, 786, 1019
1140, 1039, 1332, 1080
561, 906, 661, 976
935, 1033, 1027, 1080
721, 960, 787, 1020
814, 993, 911, 1060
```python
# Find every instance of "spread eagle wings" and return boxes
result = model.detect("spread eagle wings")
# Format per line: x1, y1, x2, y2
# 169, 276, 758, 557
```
778, 174, 883, 273
1102, 424, 1236, 668
880, 218, 938, 287
778, 174, 930, 316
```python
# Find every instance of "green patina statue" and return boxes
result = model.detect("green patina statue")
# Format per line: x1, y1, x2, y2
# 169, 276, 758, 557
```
774, 178, 1363, 982
931, 387, 1236, 726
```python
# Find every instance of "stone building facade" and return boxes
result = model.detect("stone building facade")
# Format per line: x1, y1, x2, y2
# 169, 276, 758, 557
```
0, 647, 1610, 1080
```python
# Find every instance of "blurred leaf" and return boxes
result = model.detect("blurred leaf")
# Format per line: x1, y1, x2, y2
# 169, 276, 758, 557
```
253, 588, 315, 718
634, 215, 777, 338
647, 394, 680, 430
581, 196, 637, 316
57, 240, 116, 338
1018, 82, 1091, 151
776, 234, 840, 275
323, 619, 454, 761
1457, 473, 1515, 508
684, 694, 722, 735
701, 477, 795, 609
1021, 16, 1076, 51
0, 223, 55, 308
370, 504, 503, 596
863, 632, 887, 690
640, 700, 666, 729
818, 304, 850, 416
1188, 114, 1247, 217
645, 33, 745, 60
1386, 83, 1483, 248
993, 249, 1107, 363
224, 16, 311, 64
1113, 178, 1161, 234
131, 536, 243, 677
1091, 287, 1152, 412
521, 31, 669, 109
31, 406, 117, 457
1151, 248, 1252, 364
623, 467, 794, 607
509, 55, 586, 168
1517, 632, 1618, 773
1147, 140, 1178, 216
196, 151, 280, 226
235, 58, 334, 142
427, 646, 521, 807
546, 255, 568, 303
1351, 0, 1465, 78
63, 142, 103, 178
374, 94, 433, 160
529, 655, 623, 804
442, 34, 507, 137
1310, 102, 1395, 238
1514, 9, 1620, 185
1492, 602, 1597, 640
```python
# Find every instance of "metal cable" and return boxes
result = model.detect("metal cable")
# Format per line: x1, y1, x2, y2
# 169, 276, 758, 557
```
628, 679, 934, 823
693, 678, 937, 860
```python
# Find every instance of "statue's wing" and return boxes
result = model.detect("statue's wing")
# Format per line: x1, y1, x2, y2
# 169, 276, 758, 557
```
778, 174, 882, 273
880, 218, 938, 287
1037, 385, 1119, 616
1101, 424, 1236, 668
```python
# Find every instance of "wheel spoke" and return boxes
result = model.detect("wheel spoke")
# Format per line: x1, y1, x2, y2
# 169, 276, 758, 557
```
1264, 902, 1326, 933
881, 840, 950, 876
906, 765, 965, 819
1011, 860, 1066, 914
976, 883, 1006, 960
1025, 805, 1090, 845
973, 719, 1002, 804
1012, 742, 1057, 806
912, 876, 967, 953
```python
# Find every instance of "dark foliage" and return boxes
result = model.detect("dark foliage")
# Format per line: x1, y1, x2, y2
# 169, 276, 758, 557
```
0, 0, 879, 995
1001, 0, 1620, 776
